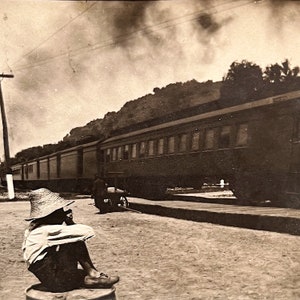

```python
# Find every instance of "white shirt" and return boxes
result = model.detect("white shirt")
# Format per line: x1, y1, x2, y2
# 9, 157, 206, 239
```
22, 224, 94, 265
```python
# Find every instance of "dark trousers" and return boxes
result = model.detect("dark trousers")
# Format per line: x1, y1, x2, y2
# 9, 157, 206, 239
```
94, 196, 108, 214
29, 242, 87, 292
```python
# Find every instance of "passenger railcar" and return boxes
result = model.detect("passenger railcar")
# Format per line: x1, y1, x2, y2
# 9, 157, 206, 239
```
100, 90, 300, 206
12, 141, 103, 193
11, 90, 300, 207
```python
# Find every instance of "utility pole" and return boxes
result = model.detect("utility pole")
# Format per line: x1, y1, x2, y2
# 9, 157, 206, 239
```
0, 74, 14, 199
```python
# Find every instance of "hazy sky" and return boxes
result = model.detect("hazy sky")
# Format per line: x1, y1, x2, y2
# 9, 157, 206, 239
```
0, 0, 299, 157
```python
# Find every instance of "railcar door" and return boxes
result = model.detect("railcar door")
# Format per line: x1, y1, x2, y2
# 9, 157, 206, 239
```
285, 116, 300, 208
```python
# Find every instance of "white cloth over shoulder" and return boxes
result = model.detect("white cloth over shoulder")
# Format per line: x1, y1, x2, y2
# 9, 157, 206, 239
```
22, 224, 95, 266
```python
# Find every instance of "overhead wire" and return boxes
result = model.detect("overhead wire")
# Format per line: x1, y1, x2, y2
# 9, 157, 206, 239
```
13, 0, 252, 71
12, 0, 255, 72
9, 1, 98, 69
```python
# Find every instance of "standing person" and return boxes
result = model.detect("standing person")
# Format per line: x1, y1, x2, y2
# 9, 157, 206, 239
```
22, 188, 119, 292
92, 175, 108, 214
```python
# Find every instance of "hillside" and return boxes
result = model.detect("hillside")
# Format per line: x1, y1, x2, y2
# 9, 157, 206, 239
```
62, 80, 221, 144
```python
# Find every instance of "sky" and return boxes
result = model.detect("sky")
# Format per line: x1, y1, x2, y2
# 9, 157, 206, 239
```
0, 0, 299, 158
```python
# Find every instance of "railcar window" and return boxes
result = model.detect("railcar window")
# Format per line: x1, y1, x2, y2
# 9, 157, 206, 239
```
219, 126, 231, 148
112, 148, 117, 161
106, 149, 111, 162
140, 141, 146, 158
191, 132, 200, 151
158, 138, 164, 155
25, 165, 28, 179
168, 136, 175, 154
131, 143, 137, 159
179, 134, 187, 152
77, 150, 83, 177
236, 123, 248, 146
123, 145, 129, 160
295, 119, 300, 140
37, 160, 40, 178
12, 169, 21, 175
204, 129, 215, 149
28, 165, 34, 173
148, 140, 155, 156
118, 147, 122, 160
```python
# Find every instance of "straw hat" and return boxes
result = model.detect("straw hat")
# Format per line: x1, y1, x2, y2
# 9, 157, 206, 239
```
26, 188, 74, 221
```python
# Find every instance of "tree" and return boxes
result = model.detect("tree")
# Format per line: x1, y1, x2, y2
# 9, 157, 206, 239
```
220, 60, 264, 107
264, 59, 299, 84
263, 59, 300, 95
264, 63, 282, 84
282, 59, 300, 81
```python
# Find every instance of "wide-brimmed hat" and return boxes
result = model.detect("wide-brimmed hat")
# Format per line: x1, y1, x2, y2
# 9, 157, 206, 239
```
25, 188, 74, 221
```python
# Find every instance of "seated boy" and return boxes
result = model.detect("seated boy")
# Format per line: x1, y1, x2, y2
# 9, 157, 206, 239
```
22, 188, 119, 292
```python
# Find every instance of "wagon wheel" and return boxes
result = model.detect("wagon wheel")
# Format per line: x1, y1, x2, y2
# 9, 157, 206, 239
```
118, 195, 129, 208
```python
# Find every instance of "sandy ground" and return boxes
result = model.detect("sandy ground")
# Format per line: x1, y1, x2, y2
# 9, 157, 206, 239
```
0, 197, 299, 300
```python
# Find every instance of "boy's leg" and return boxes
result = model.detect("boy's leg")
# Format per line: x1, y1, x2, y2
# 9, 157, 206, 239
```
71, 241, 100, 277
29, 244, 84, 292
29, 242, 119, 291
71, 241, 119, 288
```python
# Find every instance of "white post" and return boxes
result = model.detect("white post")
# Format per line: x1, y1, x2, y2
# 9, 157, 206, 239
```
220, 179, 225, 189
6, 174, 15, 199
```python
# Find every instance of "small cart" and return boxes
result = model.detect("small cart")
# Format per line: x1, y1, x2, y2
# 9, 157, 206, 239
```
102, 187, 129, 212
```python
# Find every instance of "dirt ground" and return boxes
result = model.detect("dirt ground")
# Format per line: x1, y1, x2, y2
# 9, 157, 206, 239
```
0, 196, 299, 300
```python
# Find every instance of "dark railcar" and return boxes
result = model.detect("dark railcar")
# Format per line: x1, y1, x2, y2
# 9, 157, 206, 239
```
101, 90, 300, 207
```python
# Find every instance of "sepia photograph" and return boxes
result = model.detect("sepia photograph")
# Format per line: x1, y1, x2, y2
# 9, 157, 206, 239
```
0, 0, 299, 299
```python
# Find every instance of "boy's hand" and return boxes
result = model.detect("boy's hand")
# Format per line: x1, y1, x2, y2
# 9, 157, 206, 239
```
65, 209, 75, 225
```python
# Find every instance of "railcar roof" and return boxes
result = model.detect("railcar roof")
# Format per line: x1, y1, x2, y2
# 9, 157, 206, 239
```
102, 90, 300, 144
16, 139, 101, 165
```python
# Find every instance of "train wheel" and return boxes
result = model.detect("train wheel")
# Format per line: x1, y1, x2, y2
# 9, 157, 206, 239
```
147, 185, 167, 199
284, 193, 300, 209
231, 188, 259, 205
128, 179, 167, 199
230, 176, 263, 205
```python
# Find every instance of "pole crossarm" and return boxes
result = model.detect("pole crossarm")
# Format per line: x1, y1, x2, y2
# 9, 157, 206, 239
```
0, 74, 14, 79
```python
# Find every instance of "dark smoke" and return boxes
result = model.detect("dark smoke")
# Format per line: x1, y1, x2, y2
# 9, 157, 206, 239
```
197, 13, 221, 34
111, 2, 153, 46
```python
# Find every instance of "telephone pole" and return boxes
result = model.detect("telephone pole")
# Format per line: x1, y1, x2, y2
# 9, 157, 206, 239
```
0, 73, 14, 199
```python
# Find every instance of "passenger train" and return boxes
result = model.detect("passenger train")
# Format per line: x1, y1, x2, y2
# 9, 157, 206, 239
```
11, 90, 300, 207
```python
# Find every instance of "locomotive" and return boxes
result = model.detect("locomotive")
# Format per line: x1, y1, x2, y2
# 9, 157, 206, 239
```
11, 90, 300, 207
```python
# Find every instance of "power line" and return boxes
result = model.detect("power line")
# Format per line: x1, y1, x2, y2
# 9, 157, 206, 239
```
12, 0, 254, 72
10, 1, 98, 68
